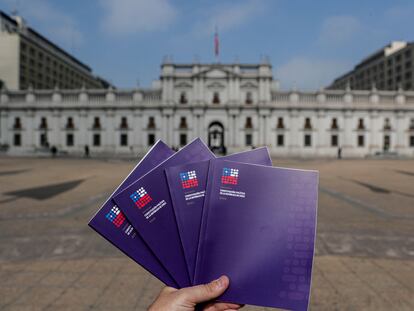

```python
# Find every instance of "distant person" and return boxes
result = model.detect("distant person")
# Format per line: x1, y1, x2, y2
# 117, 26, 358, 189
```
148, 275, 243, 311
337, 146, 342, 159
84, 145, 90, 158
50, 146, 57, 157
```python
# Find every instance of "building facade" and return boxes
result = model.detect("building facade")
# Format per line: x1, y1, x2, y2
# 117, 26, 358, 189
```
1, 61, 414, 158
329, 41, 414, 91
0, 11, 110, 90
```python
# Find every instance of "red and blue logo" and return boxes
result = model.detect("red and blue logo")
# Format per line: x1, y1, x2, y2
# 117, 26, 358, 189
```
221, 167, 239, 185
106, 206, 125, 227
130, 187, 152, 209
180, 170, 198, 189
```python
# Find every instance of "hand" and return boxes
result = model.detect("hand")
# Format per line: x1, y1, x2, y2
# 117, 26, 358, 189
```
148, 275, 243, 311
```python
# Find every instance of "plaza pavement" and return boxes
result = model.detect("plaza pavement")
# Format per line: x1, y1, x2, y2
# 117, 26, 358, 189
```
0, 156, 413, 310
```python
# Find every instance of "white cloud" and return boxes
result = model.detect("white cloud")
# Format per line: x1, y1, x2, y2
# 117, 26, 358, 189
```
2, 0, 83, 47
317, 15, 361, 47
100, 0, 178, 35
276, 57, 351, 90
193, 0, 267, 36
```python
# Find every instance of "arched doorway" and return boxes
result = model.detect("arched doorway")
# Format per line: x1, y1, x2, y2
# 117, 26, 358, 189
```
208, 122, 226, 154
383, 135, 391, 152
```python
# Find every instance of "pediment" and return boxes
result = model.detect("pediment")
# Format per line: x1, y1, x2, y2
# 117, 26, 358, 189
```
174, 81, 193, 89
193, 66, 239, 79
206, 81, 226, 89
205, 69, 228, 78
240, 81, 258, 89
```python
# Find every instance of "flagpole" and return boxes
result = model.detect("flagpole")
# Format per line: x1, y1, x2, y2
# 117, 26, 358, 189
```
214, 26, 219, 63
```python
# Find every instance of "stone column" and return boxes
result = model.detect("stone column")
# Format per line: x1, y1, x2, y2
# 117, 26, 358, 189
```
0, 110, 5, 145
395, 111, 405, 153
161, 114, 168, 142
50, 110, 58, 148
162, 108, 174, 146
343, 110, 354, 154
106, 109, 116, 153
316, 110, 326, 155
369, 110, 380, 153
79, 109, 88, 148
25, 109, 36, 149
193, 108, 204, 139
228, 108, 240, 148
258, 109, 270, 146
132, 109, 142, 148
289, 109, 300, 155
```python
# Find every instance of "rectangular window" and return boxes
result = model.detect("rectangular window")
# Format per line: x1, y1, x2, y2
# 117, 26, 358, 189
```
304, 134, 312, 147
66, 133, 74, 146
410, 136, 414, 147
331, 135, 338, 147
245, 133, 253, 146
148, 117, 156, 129
179, 133, 187, 146
148, 133, 155, 146
277, 117, 285, 129
358, 135, 365, 147
120, 134, 128, 146
14, 133, 21, 146
93, 134, 101, 146
277, 134, 284, 146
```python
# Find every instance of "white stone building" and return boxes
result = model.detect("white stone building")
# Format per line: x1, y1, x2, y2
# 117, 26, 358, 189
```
1, 61, 414, 157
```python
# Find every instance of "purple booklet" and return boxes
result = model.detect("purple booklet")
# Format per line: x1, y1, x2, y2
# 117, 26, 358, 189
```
88, 140, 177, 287
113, 138, 215, 288
195, 160, 318, 310
165, 147, 272, 282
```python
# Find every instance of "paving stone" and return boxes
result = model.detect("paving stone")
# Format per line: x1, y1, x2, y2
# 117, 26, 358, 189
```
1, 271, 45, 287
3, 305, 44, 311
1, 157, 414, 311
39, 271, 81, 287
52, 287, 102, 307
25, 259, 63, 272
73, 272, 115, 289
57, 259, 96, 273
0, 286, 28, 307
14, 286, 65, 307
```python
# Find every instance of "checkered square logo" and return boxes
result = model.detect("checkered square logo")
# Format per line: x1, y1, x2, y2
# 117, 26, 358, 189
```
130, 187, 152, 209
180, 170, 199, 189
105, 206, 125, 227
221, 167, 239, 185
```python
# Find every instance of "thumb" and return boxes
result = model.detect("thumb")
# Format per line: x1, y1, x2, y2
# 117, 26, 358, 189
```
179, 275, 230, 304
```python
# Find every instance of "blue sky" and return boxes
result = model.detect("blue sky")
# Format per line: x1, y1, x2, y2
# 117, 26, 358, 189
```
1, 0, 413, 89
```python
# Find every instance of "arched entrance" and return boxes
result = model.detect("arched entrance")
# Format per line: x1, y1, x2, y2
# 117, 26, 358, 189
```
383, 135, 391, 152
208, 122, 226, 154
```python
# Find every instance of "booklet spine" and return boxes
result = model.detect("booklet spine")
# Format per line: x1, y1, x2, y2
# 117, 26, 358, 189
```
193, 159, 215, 284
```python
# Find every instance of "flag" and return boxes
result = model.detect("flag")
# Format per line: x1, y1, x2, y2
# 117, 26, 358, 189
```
214, 28, 219, 58
130, 187, 152, 209
106, 206, 125, 227
180, 170, 199, 189
221, 168, 239, 185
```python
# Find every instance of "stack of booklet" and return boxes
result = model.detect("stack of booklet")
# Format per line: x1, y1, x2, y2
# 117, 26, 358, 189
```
89, 138, 319, 310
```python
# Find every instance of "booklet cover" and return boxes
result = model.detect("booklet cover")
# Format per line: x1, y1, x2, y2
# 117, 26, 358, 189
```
88, 140, 177, 287
165, 147, 272, 282
195, 160, 318, 310
113, 138, 215, 288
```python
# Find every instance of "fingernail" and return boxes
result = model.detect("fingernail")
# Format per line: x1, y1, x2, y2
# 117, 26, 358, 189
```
213, 276, 224, 289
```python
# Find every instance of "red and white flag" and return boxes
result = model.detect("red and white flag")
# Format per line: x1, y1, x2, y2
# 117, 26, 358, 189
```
214, 28, 219, 58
